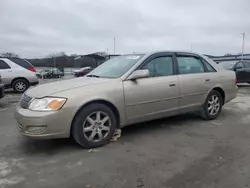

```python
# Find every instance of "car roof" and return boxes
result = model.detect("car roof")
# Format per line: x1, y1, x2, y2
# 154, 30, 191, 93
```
123, 51, 202, 57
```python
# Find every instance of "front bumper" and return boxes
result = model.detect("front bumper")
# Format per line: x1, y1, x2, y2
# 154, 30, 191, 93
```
15, 105, 76, 139
0, 84, 4, 99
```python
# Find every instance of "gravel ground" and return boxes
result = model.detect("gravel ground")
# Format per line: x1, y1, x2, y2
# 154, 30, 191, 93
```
0, 82, 250, 188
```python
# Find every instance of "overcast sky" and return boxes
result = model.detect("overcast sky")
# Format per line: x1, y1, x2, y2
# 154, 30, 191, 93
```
1, 0, 249, 58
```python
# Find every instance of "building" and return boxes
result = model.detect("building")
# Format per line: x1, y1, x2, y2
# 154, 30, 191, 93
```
74, 52, 120, 68
205, 54, 250, 63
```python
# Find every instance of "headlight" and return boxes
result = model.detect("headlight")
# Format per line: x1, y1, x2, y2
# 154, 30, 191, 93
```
29, 97, 67, 111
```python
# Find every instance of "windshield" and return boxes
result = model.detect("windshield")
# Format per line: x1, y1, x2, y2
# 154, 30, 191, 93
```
89, 54, 144, 78
218, 61, 237, 70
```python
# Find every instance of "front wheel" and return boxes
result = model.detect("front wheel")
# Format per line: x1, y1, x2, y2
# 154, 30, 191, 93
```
72, 103, 117, 148
200, 90, 223, 120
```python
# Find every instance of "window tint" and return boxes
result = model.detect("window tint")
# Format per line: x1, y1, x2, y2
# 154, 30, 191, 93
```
9, 58, 33, 69
177, 56, 204, 74
244, 62, 250, 68
142, 56, 173, 77
0, 60, 11, 69
204, 61, 216, 72
235, 62, 243, 69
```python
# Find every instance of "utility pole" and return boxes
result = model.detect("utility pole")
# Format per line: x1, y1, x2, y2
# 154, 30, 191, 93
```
114, 37, 116, 54
53, 55, 56, 68
190, 44, 193, 52
241, 32, 245, 60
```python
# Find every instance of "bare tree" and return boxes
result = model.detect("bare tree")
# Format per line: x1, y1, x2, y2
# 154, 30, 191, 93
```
1, 52, 19, 58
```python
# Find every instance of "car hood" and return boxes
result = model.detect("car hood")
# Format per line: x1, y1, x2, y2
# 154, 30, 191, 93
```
26, 77, 111, 98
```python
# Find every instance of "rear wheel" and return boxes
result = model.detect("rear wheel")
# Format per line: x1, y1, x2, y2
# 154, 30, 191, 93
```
12, 79, 29, 93
72, 103, 117, 148
200, 90, 223, 120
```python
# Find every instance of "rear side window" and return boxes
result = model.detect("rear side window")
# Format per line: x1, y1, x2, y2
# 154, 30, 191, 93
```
9, 58, 33, 69
203, 61, 216, 72
0, 60, 11, 69
177, 56, 204, 74
244, 62, 250, 68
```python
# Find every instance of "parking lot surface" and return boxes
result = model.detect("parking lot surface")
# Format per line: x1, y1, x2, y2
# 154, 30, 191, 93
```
1, 79, 250, 188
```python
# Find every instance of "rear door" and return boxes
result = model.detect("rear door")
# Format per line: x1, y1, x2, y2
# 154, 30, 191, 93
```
0, 59, 13, 86
175, 53, 211, 112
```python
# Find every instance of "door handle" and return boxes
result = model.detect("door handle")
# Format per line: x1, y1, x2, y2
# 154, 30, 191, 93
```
205, 79, 210, 82
169, 83, 176, 87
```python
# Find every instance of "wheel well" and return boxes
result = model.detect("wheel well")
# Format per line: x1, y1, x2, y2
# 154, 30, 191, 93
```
70, 100, 121, 135
11, 77, 30, 87
212, 87, 225, 104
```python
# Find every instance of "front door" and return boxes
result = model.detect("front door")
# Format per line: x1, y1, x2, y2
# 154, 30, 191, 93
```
242, 62, 250, 83
0, 60, 13, 86
234, 62, 245, 83
123, 53, 179, 123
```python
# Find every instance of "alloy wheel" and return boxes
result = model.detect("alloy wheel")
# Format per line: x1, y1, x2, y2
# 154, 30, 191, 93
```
207, 95, 220, 116
15, 82, 26, 92
82, 111, 111, 142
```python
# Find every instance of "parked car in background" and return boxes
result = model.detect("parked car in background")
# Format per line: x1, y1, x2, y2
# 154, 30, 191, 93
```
218, 60, 250, 84
0, 57, 38, 93
0, 74, 4, 99
37, 68, 64, 79
73, 67, 93, 77
15, 51, 237, 148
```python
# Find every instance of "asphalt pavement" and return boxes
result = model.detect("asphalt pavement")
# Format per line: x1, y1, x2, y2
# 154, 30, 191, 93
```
1, 80, 250, 188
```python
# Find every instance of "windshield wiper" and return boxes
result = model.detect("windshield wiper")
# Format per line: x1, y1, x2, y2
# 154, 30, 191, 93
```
86, 74, 100, 78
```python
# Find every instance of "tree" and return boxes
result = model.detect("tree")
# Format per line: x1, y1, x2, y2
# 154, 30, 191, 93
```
1, 52, 19, 58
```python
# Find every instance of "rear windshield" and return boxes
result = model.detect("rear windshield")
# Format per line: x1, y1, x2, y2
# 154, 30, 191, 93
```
9, 58, 34, 69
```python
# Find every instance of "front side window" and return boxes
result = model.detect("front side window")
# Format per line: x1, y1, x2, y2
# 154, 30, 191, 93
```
142, 56, 173, 77
0, 60, 11, 69
177, 56, 204, 74
90, 54, 144, 78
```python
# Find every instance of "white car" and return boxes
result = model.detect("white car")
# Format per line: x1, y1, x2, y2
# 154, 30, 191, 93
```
0, 58, 38, 93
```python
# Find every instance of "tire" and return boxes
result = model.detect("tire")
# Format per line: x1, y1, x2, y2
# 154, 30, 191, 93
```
12, 79, 29, 93
72, 103, 117, 148
200, 90, 223, 120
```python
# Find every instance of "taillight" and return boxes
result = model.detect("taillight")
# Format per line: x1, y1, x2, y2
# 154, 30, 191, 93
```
28, 67, 36, 72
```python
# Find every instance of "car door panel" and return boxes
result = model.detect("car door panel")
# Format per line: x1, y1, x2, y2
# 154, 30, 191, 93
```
242, 62, 250, 83
234, 62, 245, 83
178, 73, 213, 112
123, 76, 179, 123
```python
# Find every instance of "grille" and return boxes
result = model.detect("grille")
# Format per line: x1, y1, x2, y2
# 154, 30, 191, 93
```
20, 94, 33, 109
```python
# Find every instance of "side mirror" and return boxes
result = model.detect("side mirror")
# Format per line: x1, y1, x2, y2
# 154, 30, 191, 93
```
127, 69, 149, 80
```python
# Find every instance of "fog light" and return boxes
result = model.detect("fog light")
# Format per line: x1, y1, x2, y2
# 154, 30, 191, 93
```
26, 126, 47, 134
